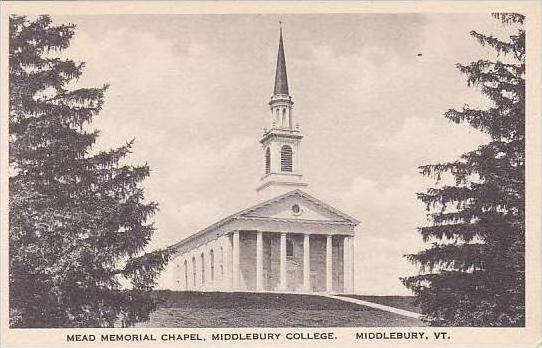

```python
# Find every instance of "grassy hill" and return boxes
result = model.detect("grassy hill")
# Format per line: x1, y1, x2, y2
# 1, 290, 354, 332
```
135, 291, 424, 328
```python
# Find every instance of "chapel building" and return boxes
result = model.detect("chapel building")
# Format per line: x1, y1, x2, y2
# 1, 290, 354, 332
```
167, 29, 359, 294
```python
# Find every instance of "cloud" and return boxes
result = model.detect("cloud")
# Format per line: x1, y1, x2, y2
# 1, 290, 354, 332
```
149, 198, 225, 249
144, 136, 255, 251
343, 113, 489, 295
341, 174, 429, 295
173, 137, 253, 183
375, 116, 490, 164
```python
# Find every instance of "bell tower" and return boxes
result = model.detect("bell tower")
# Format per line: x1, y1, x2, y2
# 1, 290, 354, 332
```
257, 27, 308, 199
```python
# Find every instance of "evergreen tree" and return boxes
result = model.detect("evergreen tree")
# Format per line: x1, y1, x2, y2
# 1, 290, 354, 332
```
402, 13, 525, 327
9, 15, 169, 328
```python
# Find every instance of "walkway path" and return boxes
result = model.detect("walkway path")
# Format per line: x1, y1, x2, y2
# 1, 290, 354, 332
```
326, 294, 422, 319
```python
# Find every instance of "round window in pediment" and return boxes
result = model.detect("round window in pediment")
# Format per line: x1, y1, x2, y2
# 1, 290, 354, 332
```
291, 204, 302, 216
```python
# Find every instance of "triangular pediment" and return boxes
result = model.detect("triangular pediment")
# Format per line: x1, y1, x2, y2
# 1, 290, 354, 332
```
237, 190, 359, 224
169, 189, 359, 253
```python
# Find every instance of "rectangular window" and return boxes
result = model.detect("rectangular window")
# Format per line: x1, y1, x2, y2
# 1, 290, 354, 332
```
286, 238, 294, 257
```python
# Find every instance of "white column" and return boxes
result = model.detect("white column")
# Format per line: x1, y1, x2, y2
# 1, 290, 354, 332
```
343, 236, 352, 293
279, 233, 287, 291
303, 233, 310, 292
232, 231, 240, 290
256, 231, 263, 291
222, 235, 231, 290
326, 235, 333, 293
349, 235, 355, 292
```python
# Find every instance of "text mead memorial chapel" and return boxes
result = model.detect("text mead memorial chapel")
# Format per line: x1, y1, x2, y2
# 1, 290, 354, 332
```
166, 29, 360, 294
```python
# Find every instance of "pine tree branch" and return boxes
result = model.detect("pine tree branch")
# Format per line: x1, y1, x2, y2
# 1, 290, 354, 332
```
406, 242, 485, 272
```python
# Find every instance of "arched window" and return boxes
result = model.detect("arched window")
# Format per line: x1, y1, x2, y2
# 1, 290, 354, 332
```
201, 253, 205, 284
281, 145, 293, 172
184, 260, 188, 289
282, 108, 287, 127
184, 260, 188, 290
176, 263, 180, 288
192, 256, 196, 286
286, 238, 294, 257
220, 246, 224, 279
210, 249, 215, 281
265, 147, 271, 174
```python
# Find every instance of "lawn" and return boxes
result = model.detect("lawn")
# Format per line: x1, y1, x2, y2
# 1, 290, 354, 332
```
135, 291, 425, 327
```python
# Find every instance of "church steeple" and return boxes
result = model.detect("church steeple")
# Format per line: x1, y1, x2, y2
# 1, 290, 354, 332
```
274, 28, 289, 95
268, 27, 294, 131
257, 26, 308, 199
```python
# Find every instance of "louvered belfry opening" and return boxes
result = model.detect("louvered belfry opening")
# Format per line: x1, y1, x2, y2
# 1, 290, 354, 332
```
281, 145, 293, 172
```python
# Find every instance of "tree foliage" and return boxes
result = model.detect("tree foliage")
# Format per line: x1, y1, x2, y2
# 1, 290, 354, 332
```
402, 13, 525, 327
9, 15, 170, 328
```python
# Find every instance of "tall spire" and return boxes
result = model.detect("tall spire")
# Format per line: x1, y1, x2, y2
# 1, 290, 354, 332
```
258, 25, 307, 200
273, 26, 289, 95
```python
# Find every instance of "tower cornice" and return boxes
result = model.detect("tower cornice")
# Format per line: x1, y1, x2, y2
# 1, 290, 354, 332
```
260, 130, 303, 144
269, 94, 293, 105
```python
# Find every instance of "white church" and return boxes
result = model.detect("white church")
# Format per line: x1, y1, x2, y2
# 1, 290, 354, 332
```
164, 29, 360, 294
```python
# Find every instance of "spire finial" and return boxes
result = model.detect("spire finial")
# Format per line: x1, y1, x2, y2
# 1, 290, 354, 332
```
273, 23, 289, 95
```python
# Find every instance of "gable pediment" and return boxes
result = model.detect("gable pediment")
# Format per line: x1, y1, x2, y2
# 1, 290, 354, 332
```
170, 189, 359, 253
238, 190, 359, 224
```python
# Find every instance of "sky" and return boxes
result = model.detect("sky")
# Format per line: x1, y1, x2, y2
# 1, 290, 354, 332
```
52, 13, 510, 295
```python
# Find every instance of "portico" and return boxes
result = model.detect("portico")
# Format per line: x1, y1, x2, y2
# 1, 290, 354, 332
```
169, 190, 357, 294
235, 231, 354, 293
